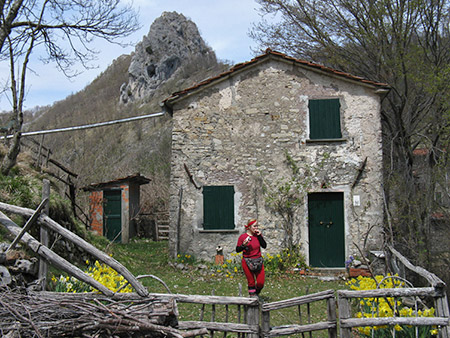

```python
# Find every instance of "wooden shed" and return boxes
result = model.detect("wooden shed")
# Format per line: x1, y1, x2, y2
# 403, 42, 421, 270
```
83, 174, 150, 243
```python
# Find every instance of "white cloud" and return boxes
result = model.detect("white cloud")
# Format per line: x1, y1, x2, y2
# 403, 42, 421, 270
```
0, 0, 264, 111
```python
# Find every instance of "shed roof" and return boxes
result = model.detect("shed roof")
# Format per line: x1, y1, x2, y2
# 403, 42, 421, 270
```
163, 49, 390, 107
82, 173, 150, 191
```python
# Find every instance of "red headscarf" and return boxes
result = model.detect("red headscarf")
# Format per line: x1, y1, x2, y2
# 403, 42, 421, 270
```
245, 219, 257, 228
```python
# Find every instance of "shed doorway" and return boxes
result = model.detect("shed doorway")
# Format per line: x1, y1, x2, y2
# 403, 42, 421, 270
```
103, 190, 122, 242
308, 192, 345, 267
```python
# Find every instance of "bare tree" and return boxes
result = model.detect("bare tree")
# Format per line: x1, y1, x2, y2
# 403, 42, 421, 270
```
250, 0, 450, 266
0, 0, 140, 175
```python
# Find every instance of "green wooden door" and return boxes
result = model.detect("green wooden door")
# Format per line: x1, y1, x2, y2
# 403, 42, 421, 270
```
308, 192, 345, 267
103, 190, 122, 242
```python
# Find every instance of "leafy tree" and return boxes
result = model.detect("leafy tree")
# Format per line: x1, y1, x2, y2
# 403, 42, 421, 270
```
0, 0, 140, 175
251, 0, 450, 266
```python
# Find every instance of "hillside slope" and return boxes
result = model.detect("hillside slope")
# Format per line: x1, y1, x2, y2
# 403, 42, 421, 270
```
23, 12, 229, 213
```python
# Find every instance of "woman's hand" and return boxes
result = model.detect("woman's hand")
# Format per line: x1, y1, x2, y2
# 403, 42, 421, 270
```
243, 236, 251, 245
254, 229, 261, 236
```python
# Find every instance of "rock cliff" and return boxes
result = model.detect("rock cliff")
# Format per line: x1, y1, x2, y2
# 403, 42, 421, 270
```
120, 11, 217, 104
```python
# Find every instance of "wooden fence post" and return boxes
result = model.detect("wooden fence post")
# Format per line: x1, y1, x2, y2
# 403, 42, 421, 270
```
38, 179, 50, 290
337, 292, 351, 338
261, 308, 270, 338
247, 301, 260, 338
434, 288, 450, 338
327, 295, 337, 338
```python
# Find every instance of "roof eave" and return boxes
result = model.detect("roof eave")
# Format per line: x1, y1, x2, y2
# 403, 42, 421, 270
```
163, 56, 268, 108
162, 50, 391, 107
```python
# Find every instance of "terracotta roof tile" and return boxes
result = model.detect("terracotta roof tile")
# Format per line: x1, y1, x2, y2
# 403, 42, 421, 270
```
163, 48, 390, 105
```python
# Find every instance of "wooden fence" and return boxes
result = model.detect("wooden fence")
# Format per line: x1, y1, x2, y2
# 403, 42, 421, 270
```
338, 287, 449, 338
261, 289, 337, 337
149, 282, 449, 338
153, 293, 260, 337
20, 137, 90, 228
0, 200, 449, 337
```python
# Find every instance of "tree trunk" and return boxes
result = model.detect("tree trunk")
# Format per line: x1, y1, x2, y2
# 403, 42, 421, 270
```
1, 131, 21, 176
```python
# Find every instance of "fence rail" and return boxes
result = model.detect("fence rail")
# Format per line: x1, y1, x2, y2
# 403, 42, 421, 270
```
261, 289, 337, 337
338, 287, 449, 338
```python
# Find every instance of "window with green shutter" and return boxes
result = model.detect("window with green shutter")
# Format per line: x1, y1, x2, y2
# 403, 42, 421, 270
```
203, 185, 235, 230
308, 99, 342, 139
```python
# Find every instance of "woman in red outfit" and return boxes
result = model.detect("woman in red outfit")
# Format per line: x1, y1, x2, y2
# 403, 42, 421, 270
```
236, 219, 267, 296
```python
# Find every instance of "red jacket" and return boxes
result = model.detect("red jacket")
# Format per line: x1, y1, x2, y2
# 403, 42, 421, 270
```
236, 233, 267, 258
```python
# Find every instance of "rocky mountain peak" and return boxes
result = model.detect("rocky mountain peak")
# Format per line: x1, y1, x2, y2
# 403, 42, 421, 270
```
120, 11, 216, 104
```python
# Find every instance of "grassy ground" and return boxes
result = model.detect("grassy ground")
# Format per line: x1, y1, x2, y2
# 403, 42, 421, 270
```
95, 239, 348, 337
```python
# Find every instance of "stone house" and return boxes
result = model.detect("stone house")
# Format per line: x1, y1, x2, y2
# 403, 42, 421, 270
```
83, 174, 150, 243
162, 49, 389, 268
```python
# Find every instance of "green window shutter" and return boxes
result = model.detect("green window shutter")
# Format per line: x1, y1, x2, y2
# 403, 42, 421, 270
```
203, 186, 235, 230
309, 99, 342, 139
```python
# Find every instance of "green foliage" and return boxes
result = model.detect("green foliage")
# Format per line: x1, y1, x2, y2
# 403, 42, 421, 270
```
263, 245, 308, 274
176, 253, 196, 265
0, 173, 34, 207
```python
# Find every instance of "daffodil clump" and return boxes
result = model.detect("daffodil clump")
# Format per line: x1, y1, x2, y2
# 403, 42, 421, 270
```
210, 252, 242, 279
51, 260, 133, 293
51, 275, 91, 293
263, 245, 307, 274
347, 275, 439, 337
176, 253, 196, 265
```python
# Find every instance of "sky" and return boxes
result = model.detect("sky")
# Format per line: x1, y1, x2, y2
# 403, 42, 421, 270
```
0, 0, 268, 112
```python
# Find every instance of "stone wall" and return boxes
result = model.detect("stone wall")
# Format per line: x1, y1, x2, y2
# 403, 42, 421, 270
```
168, 59, 385, 264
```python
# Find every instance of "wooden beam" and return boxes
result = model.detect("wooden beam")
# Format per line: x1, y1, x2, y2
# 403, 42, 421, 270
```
0, 201, 148, 297
6, 197, 48, 252
0, 211, 114, 296
387, 245, 445, 289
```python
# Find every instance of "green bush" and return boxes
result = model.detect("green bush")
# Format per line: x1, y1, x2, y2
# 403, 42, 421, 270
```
0, 173, 34, 207
264, 245, 308, 274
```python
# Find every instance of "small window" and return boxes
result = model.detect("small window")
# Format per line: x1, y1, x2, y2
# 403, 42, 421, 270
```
202, 185, 235, 230
308, 99, 342, 139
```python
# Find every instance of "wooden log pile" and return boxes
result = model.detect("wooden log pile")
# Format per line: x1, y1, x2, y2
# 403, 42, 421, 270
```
0, 289, 206, 337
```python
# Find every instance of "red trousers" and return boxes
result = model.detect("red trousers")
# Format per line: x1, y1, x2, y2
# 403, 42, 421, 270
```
242, 258, 265, 295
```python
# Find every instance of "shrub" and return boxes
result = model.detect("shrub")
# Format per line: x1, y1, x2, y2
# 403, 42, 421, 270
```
0, 172, 34, 207
264, 245, 308, 274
